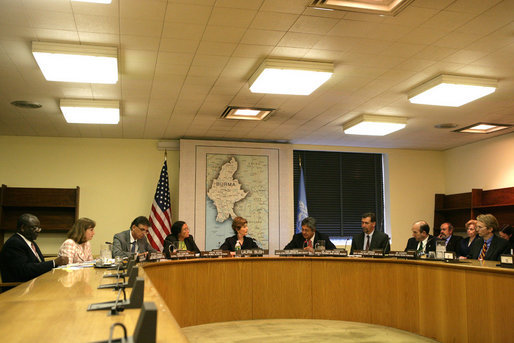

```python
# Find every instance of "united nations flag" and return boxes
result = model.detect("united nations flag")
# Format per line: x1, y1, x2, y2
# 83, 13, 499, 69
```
296, 165, 309, 233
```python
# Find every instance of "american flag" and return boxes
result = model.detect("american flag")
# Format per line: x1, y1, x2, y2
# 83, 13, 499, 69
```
148, 159, 172, 251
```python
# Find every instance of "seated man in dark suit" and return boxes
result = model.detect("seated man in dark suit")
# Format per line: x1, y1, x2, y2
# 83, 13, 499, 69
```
466, 214, 510, 261
112, 216, 157, 258
350, 212, 390, 254
438, 222, 462, 256
0, 213, 68, 285
284, 217, 336, 251
405, 220, 436, 254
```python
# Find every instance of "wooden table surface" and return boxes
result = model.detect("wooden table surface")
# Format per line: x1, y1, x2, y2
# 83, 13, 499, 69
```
0, 265, 188, 342
0, 257, 512, 343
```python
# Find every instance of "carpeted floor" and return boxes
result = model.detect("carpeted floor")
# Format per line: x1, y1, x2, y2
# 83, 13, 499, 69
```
182, 319, 439, 342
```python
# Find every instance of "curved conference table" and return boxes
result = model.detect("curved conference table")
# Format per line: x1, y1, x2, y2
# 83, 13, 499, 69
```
1, 257, 513, 342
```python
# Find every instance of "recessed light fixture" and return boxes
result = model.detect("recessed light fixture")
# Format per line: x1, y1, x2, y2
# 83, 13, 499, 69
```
343, 114, 407, 136
71, 0, 112, 4
408, 75, 497, 107
60, 99, 120, 124
72, 0, 112, 3
221, 106, 275, 121
32, 42, 118, 84
454, 123, 511, 134
309, 0, 414, 16
248, 59, 333, 95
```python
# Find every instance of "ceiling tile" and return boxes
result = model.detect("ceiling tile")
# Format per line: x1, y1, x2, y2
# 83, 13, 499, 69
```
165, 3, 213, 25
277, 32, 322, 49
291, 15, 338, 35
75, 14, 119, 34
250, 11, 299, 31
208, 7, 256, 27
26, 10, 75, 30
261, 0, 307, 14
120, 18, 163, 37
240, 29, 285, 45
120, 0, 166, 20
202, 25, 246, 43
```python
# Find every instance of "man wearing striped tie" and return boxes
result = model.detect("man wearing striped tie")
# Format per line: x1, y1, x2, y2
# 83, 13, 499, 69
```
466, 214, 510, 261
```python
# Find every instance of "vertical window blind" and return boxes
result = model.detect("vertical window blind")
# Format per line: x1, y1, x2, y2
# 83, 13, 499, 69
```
293, 150, 385, 237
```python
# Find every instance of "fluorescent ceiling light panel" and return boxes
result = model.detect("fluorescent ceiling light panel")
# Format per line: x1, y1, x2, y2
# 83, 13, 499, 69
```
249, 59, 333, 95
32, 42, 118, 84
60, 99, 120, 124
454, 123, 511, 134
343, 114, 407, 136
72, 0, 112, 3
221, 106, 274, 121
408, 75, 497, 107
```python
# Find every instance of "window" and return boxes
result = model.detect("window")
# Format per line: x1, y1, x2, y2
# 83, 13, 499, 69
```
293, 150, 385, 237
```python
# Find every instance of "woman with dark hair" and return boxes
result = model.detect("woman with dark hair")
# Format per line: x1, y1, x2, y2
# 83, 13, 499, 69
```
499, 224, 514, 252
219, 216, 259, 252
58, 217, 96, 263
163, 221, 200, 256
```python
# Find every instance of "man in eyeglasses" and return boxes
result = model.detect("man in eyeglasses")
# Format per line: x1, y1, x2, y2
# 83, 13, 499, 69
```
0, 213, 68, 285
112, 216, 157, 258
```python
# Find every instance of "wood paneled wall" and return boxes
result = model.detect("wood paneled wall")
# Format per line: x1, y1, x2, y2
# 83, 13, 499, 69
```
143, 257, 514, 343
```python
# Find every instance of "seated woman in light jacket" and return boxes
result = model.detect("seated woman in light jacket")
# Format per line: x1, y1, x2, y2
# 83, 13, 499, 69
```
163, 221, 200, 257
219, 217, 259, 251
58, 217, 96, 263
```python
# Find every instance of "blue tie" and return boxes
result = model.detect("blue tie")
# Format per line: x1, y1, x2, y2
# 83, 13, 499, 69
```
131, 241, 137, 253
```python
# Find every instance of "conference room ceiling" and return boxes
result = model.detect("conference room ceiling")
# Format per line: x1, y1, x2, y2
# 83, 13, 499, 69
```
0, 0, 512, 150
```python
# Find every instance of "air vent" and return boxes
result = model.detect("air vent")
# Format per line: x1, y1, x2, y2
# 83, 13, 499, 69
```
10, 100, 42, 109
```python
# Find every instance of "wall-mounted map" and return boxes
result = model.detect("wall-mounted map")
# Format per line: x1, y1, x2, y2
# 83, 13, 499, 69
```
205, 154, 269, 250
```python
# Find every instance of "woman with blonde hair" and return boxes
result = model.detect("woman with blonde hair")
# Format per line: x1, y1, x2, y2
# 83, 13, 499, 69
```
58, 217, 96, 263
459, 219, 478, 258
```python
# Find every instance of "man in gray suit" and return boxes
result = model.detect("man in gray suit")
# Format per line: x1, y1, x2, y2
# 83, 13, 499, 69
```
112, 216, 157, 258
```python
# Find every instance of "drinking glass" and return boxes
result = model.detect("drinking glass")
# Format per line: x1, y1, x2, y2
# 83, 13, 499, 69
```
315, 240, 326, 251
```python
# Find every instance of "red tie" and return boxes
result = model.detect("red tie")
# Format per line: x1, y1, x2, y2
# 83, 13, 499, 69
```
307, 240, 313, 248
31, 243, 41, 262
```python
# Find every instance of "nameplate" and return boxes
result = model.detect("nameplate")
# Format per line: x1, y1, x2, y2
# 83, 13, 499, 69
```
200, 250, 231, 258
274, 249, 310, 256
500, 254, 514, 268
388, 251, 415, 259
444, 251, 456, 260
168, 251, 198, 259
354, 250, 385, 257
315, 249, 348, 257
241, 249, 264, 257
147, 252, 165, 261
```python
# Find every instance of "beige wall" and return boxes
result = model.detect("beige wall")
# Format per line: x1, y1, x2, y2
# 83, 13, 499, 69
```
12, 134, 513, 254
444, 132, 514, 194
0, 136, 180, 255
293, 144, 445, 250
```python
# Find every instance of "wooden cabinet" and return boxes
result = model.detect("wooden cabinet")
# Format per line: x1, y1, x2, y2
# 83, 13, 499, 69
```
0, 185, 79, 248
434, 187, 514, 236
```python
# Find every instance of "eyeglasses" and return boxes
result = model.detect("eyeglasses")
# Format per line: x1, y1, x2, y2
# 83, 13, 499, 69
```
136, 225, 149, 233
29, 225, 42, 233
